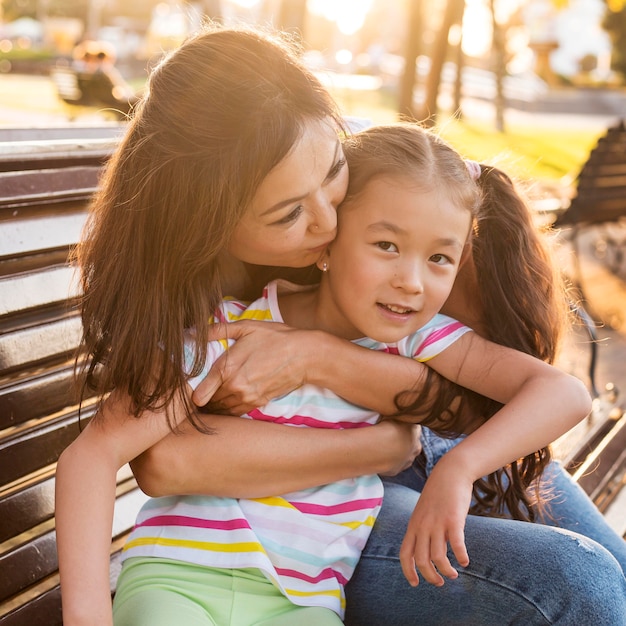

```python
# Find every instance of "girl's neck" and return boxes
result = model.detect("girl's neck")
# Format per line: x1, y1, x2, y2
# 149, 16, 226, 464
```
278, 280, 357, 340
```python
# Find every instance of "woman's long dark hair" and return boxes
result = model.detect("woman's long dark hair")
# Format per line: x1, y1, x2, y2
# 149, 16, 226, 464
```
74, 25, 344, 429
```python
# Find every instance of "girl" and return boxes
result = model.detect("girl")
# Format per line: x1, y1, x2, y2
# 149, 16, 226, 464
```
57, 122, 592, 624
56, 24, 626, 626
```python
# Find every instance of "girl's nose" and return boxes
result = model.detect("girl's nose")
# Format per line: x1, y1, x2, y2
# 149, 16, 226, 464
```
393, 261, 424, 293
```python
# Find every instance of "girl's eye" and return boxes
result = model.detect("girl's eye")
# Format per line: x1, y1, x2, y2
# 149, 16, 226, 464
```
328, 158, 346, 180
377, 241, 398, 252
274, 205, 303, 225
430, 253, 452, 265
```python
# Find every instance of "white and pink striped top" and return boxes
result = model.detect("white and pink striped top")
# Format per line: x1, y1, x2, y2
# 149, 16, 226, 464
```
121, 280, 470, 617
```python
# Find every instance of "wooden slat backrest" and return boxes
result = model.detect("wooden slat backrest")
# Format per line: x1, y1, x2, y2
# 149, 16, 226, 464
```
554, 119, 626, 227
0, 131, 149, 626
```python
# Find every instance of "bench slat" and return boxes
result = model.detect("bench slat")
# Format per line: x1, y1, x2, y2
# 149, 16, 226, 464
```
0, 364, 78, 430
0, 267, 80, 317
0, 316, 82, 373
0, 584, 62, 626
0, 169, 99, 208
0, 471, 55, 543
0, 412, 88, 487
0, 210, 86, 259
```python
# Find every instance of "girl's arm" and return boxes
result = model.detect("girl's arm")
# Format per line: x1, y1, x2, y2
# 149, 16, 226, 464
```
55, 391, 187, 626
399, 332, 592, 587
131, 415, 422, 497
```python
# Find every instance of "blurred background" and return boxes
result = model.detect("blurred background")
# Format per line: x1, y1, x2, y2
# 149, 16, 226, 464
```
1, 0, 626, 134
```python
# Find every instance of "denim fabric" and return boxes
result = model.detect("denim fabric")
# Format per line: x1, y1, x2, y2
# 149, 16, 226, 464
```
344, 429, 626, 625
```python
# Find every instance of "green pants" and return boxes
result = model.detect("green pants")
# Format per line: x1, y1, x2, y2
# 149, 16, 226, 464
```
113, 558, 342, 626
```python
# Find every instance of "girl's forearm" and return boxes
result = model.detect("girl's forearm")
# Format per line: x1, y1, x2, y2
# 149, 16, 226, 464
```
305, 331, 430, 415
55, 439, 117, 626
442, 372, 591, 481
132, 415, 418, 498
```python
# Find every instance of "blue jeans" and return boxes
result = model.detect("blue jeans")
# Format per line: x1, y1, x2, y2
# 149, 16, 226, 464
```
344, 431, 626, 625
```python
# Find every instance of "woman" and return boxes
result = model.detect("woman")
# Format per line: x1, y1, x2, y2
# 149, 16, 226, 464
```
65, 24, 626, 625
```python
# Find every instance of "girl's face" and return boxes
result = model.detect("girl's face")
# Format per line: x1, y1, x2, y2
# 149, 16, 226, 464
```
317, 176, 472, 343
228, 118, 348, 268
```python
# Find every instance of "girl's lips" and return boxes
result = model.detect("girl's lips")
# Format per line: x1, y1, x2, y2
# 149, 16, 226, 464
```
377, 303, 416, 319
378, 303, 415, 315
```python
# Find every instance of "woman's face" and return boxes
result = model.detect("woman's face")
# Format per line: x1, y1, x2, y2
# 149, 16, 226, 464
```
228, 118, 348, 268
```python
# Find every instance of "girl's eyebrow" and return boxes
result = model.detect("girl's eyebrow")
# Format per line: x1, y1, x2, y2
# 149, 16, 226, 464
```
367, 222, 464, 249
260, 140, 343, 217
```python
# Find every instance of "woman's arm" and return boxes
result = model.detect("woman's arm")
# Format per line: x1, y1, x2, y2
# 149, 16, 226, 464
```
55, 391, 186, 626
192, 322, 433, 416
132, 416, 422, 497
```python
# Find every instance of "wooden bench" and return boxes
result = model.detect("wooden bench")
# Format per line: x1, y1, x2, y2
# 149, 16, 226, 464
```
554, 118, 626, 279
550, 119, 626, 530
0, 130, 623, 625
0, 129, 148, 626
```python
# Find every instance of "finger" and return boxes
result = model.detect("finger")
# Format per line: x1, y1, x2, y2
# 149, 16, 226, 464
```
206, 321, 242, 342
429, 536, 458, 581
191, 356, 226, 406
448, 526, 470, 568
413, 534, 445, 587
399, 535, 420, 587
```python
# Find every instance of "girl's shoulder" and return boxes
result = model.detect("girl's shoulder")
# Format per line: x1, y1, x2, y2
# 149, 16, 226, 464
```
400, 314, 472, 361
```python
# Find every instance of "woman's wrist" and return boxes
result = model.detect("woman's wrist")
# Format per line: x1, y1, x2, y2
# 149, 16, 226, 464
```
303, 330, 344, 387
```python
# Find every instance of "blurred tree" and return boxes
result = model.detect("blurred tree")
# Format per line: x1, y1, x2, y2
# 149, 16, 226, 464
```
2, 0, 37, 21
276, 0, 307, 37
603, 0, 626, 77
398, 0, 422, 120
3, 0, 89, 22
490, 0, 505, 132
419, 0, 464, 126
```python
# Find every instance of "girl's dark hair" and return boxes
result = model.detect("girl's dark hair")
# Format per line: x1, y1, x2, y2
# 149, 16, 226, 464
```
74, 24, 343, 428
343, 124, 569, 521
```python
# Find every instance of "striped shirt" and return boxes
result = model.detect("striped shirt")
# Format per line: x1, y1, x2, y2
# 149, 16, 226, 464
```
122, 279, 471, 617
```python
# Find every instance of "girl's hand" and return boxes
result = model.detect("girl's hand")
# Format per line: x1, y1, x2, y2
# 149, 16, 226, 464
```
399, 457, 472, 587
192, 320, 314, 413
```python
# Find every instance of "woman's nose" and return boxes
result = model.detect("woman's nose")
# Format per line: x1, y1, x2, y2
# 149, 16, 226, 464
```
310, 193, 337, 234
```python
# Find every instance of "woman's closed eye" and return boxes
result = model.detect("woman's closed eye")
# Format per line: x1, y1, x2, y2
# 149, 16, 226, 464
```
273, 205, 304, 225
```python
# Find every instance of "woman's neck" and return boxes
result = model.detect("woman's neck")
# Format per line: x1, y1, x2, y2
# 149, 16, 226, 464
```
218, 253, 253, 299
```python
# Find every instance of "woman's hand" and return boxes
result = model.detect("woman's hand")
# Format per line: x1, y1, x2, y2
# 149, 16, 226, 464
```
399, 455, 472, 587
192, 320, 314, 413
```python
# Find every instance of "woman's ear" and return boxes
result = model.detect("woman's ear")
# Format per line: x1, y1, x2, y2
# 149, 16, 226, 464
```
316, 251, 330, 273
